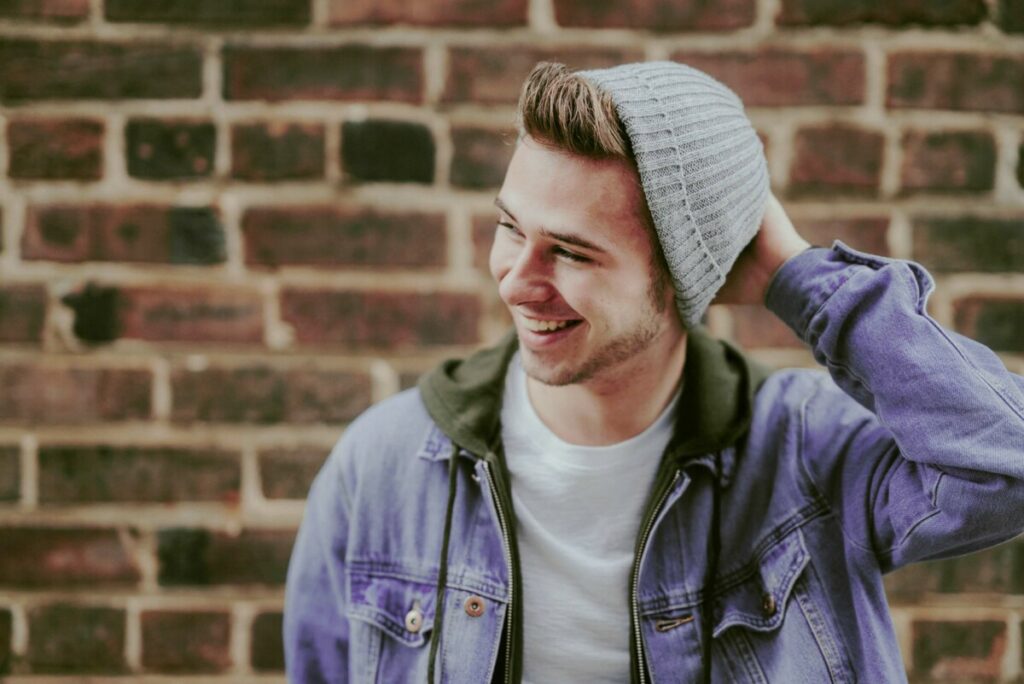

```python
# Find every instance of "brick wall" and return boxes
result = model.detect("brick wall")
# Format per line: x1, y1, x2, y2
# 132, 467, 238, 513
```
0, 0, 1021, 680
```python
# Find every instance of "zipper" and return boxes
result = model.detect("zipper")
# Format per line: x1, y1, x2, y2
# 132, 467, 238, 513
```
482, 460, 515, 684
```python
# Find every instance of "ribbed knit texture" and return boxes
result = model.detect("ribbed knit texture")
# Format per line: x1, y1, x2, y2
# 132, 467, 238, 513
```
579, 62, 770, 328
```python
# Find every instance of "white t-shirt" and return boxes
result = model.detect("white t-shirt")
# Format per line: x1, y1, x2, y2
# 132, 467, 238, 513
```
499, 352, 680, 683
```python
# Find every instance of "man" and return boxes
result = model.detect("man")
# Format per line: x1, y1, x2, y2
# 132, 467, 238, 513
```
284, 61, 1024, 682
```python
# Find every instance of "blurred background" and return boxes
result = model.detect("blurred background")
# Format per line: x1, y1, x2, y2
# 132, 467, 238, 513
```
0, 0, 1022, 680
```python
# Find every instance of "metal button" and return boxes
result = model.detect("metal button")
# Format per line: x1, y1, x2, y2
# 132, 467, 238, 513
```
464, 595, 486, 618
405, 602, 424, 633
762, 593, 777, 617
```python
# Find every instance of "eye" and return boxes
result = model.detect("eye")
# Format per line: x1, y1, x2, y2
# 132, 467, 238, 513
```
497, 221, 521, 237
553, 246, 590, 263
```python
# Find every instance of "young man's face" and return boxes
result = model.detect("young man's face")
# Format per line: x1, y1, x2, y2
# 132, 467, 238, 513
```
490, 136, 680, 387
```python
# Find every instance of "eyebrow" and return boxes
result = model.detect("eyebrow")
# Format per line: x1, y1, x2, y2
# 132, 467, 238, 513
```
493, 197, 608, 255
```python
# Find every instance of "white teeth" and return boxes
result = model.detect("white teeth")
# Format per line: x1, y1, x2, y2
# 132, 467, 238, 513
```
523, 318, 572, 332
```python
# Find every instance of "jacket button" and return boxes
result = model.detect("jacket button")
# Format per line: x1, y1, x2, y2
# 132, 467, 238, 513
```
464, 595, 486, 617
405, 605, 424, 633
762, 593, 777, 617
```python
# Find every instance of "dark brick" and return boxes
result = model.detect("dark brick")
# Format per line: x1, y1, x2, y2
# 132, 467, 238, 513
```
157, 528, 294, 585
106, 0, 309, 26
281, 289, 481, 349
24, 204, 225, 265
0, 40, 202, 102
0, 0, 89, 22
113, 286, 263, 344
7, 118, 103, 180
553, 0, 755, 30
0, 285, 46, 344
790, 124, 884, 196
888, 52, 1024, 114
39, 445, 240, 504
885, 539, 1024, 597
223, 45, 422, 102
728, 305, 803, 349
260, 448, 325, 499
0, 446, 17, 502
342, 119, 434, 184
141, 610, 230, 673
171, 366, 372, 424
900, 130, 996, 194
126, 119, 215, 180
231, 122, 324, 181
451, 127, 515, 189
953, 297, 1024, 352
28, 604, 125, 673
799, 217, 890, 256
1000, 0, 1024, 32
329, 0, 526, 26
777, 0, 986, 26
0, 607, 10, 674
1018, 141, 1024, 188
243, 207, 446, 269
0, 365, 151, 424
0, 527, 140, 587
251, 611, 284, 671
912, 620, 1005, 681
912, 217, 1024, 273
61, 283, 120, 343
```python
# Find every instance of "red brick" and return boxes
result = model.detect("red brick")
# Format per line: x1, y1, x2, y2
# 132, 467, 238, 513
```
0, 40, 202, 101
28, 604, 126, 673
798, 217, 890, 256
553, 0, 754, 30
473, 214, 497, 272
443, 47, 643, 105
953, 296, 1024, 352
157, 528, 294, 585
912, 620, 1005, 681
777, 0, 986, 26
223, 45, 422, 102
251, 611, 284, 671
342, 119, 435, 184
0, 0, 87, 22
0, 527, 140, 587
912, 216, 1024, 273
728, 305, 802, 348
1000, 0, 1024, 32
23, 205, 225, 265
789, 124, 884, 196
113, 286, 264, 344
884, 540, 1024, 598
106, 0, 309, 25
243, 207, 446, 269
670, 50, 865, 107
0, 364, 151, 424
900, 130, 996, 194
451, 126, 515, 189
281, 289, 481, 349
0, 608, 10, 674
7, 118, 103, 179
0, 284, 46, 344
329, 0, 526, 26
141, 610, 230, 672
126, 119, 215, 180
171, 366, 372, 424
231, 122, 324, 181
260, 448, 325, 499
0, 446, 17, 502
888, 52, 1024, 114
39, 445, 240, 504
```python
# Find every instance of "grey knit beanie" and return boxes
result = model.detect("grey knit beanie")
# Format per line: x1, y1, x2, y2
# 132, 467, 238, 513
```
578, 62, 770, 328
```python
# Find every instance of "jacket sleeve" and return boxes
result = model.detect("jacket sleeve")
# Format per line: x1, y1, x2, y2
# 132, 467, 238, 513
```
284, 439, 352, 682
765, 241, 1024, 572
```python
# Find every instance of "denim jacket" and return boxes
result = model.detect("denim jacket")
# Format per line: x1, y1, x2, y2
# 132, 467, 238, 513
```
284, 242, 1024, 683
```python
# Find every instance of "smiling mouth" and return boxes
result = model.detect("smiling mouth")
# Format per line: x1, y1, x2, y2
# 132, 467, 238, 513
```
521, 318, 583, 333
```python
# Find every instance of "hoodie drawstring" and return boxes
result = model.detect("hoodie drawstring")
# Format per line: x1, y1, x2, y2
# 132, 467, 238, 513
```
427, 443, 461, 683
701, 451, 723, 684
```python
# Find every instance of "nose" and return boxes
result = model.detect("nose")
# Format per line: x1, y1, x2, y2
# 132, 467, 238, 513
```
492, 239, 556, 307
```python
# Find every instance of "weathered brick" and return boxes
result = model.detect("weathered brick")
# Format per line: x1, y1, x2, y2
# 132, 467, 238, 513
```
0, 527, 140, 587
231, 122, 324, 181
28, 604, 125, 673
553, 0, 754, 30
798, 217, 890, 256
106, 0, 309, 25
912, 620, 1005, 681
451, 126, 515, 189
39, 445, 240, 504
141, 610, 230, 673
157, 528, 294, 585
777, 0, 986, 26
670, 50, 865, 107
0, 40, 202, 101
223, 45, 422, 102
0, 0, 89, 22
912, 217, 1024, 273
954, 297, 1024, 352
126, 119, 215, 180
0, 607, 10, 674
7, 118, 103, 180
23, 205, 225, 265
251, 611, 284, 671
244, 207, 445, 269
443, 47, 643, 105
342, 119, 434, 183
0, 446, 18, 502
0, 284, 47, 344
728, 305, 803, 349
473, 214, 497, 272
1000, 0, 1024, 32
171, 366, 371, 424
116, 286, 263, 344
790, 124, 884, 196
329, 0, 526, 26
281, 289, 481, 349
888, 52, 1024, 114
0, 365, 151, 424
260, 448, 325, 499
900, 130, 996, 194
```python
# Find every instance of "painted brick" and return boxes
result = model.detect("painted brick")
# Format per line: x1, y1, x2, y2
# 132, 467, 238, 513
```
157, 528, 294, 585
450, 126, 515, 189
953, 297, 1024, 352
223, 45, 422, 102
171, 366, 372, 424
1000, 0, 1024, 32
669, 50, 866, 106
0, 446, 17, 502
0, 607, 10, 674
912, 217, 1024, 273
106, 0, 309, 25
260, 448, 325, 499
0, 364, 151, 424
728, 305, 803, 349
0, 40, 202, 101
126, 119, 215, 180
911, 620, 1005, 681
251, 611, 284, 671
281, 289, 481, 349
141, 610, 230, 673
888, 52, 1024, 114
28, 604, 126, 673
114, 286, 264, 344
7, 118, 103, 180
789, 124, 884, 196
0, 0, 89, 22
329, 0, 526, 26
553, 0, 755, 30
0, 284, 47, 344
23, 204, 225, 265
0, 527, 140, 587
777, 0, 986, 26
231, 122, 324, 181
341, 119, 434, 183
798, 217, 890, 256
885, 540, 1024, 597
38, 445, 240, 504
243, 206, 446, 269
900, 130, 996, 194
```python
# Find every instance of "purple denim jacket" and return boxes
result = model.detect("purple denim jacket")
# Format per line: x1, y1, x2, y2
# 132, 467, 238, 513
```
284, 242, 1024, 682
